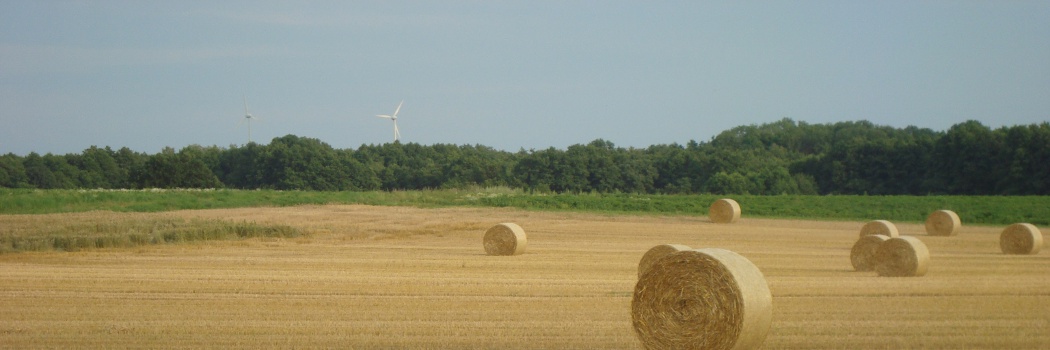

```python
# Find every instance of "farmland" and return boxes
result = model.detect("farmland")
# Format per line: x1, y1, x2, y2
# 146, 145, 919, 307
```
1, 204, 1047, 348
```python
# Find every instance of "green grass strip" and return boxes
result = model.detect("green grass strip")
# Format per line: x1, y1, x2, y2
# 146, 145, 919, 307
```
2, 188, 1047, 226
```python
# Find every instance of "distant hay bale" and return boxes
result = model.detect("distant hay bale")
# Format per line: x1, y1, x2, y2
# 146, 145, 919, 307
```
483, 223, 526, 256
925, 210, 961, 236
637, 244, 692, 278
709, 198, 741, 224
875, 236, 930, 277
632, 248, 772, 350
1000, 223, 1043, 255
851, 234, 890, 271
860, 220, 899, 238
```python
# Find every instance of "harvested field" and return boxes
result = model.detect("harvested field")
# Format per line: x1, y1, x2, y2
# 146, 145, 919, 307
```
1, 205, 1048, 348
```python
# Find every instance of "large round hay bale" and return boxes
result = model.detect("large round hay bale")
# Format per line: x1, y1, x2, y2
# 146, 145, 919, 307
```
709, 198, 741, 224
483, 223, 526, 256
632, 248, 772, 350
637, 244, 692, 278
1000, 223, 1043, 255
925, 210, 961, 236
875, 236, 930, 277
859, 220, 899, 238
850, 234, 890, 271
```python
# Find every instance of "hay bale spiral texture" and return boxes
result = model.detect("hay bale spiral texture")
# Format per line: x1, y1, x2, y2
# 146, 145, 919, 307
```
709, 198, 741, 224
875, 236, 930, 277
632, 248, 772, 350
483, 223, 526, 256
638, 244, 692, 278
925, 210, 961, 236
860, 220, 899, 238
851, 234, 890, 271
1000, 223, 1043, 255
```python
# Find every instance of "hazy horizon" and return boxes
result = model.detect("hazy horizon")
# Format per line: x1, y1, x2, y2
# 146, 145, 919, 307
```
3, 1, 1048, 155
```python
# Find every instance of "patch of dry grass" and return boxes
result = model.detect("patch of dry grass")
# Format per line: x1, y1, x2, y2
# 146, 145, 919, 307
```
0, 211, 302, 253
1, 205, 1048, 348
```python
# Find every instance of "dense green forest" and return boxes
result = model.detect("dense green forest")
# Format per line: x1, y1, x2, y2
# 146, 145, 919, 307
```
1, 119, 1048, 195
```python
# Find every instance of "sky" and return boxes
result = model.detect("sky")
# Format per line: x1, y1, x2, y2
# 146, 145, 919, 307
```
1, 1, 1048, 156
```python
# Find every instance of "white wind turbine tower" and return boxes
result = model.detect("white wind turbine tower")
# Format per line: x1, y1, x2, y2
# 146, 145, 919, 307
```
241, 96, 260, 144
376, 100, 403, 142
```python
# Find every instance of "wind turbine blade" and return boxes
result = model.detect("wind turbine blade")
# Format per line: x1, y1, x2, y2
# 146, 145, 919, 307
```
393, 120, 400, 141
243, 96, 249, 116
393, 100, 403, 117
377, 114, 392, 119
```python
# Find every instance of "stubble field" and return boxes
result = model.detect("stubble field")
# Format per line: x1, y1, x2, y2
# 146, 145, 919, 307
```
1, 205, 1048, 348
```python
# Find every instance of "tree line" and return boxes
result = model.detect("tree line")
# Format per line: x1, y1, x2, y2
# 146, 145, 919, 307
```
2, 119, 1047, 195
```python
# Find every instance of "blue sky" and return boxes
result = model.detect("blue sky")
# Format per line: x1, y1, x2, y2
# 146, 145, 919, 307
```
2, 1, 1048, 155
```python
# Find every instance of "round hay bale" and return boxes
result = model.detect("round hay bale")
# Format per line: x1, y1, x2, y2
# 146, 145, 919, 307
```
1000, 223, 1043, 255
859, 220, 899, 238
709, 198, 741, 224
483, 223, 526, 256
851, 234, 890, 271
925, 210, 961, 236
637, 244, 692, 278
632, 248, 772, 350
875, 236, 930, 277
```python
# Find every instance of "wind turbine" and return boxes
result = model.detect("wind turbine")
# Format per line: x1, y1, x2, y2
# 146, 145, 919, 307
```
376, 100, 403, 142
241, 96, 259, 144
